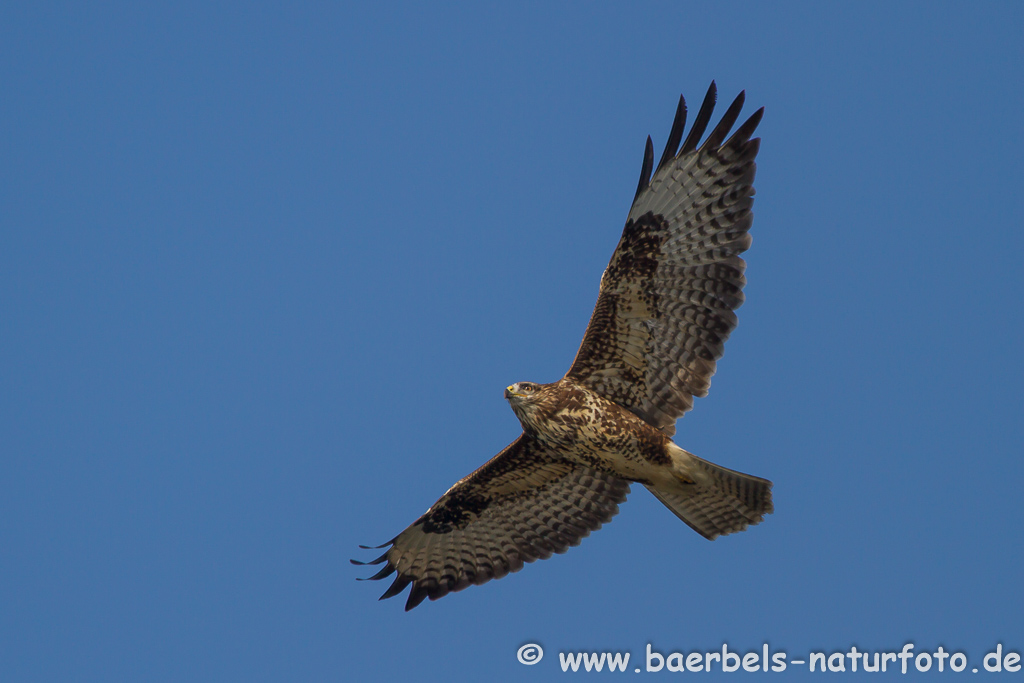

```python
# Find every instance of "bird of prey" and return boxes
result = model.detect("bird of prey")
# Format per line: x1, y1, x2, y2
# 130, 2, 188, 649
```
354, 83, 772, 610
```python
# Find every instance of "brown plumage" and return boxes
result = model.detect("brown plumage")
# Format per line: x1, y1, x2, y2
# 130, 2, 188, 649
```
354, 83, 773, 610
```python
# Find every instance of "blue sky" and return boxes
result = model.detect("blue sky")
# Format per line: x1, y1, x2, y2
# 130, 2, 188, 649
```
2, 2, 1022, 681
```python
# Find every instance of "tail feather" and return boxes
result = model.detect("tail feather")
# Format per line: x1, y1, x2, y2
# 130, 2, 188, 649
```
647, 451, 773, 540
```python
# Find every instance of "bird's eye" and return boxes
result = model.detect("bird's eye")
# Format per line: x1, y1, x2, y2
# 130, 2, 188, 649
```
523, 385, 534, 392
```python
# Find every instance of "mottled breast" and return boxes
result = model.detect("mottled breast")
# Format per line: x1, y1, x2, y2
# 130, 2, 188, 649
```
540, 378, 672, 471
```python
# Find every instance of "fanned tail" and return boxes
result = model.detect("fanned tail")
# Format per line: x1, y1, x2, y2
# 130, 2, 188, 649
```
647, 446, 773, 540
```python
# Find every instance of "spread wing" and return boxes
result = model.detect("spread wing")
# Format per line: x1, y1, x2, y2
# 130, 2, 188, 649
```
566, 82, 763, 435
352, 435, 630, 610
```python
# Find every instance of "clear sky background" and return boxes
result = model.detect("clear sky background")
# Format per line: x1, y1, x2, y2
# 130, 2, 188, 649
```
2, 2, 1022, 681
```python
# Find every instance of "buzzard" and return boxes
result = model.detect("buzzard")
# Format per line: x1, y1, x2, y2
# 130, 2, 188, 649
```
354, 83, 772, 610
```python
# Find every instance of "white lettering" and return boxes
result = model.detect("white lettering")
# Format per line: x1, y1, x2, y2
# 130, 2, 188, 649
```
722, 644, 740, 672
645, 644, 663, 672
606, 651, 630, 672
984, 643, 1003, 672
846, 646, 860, 672
898, 643, 915, 674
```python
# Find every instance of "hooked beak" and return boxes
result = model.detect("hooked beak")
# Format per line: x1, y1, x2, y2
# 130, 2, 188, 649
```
504, 385, 520, 399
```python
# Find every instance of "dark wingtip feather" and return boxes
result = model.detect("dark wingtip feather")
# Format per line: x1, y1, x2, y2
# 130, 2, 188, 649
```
379, 574, 412, 601
357, 564, 397, 582
725, 106, 764, 148
350, 550, 390, 566
632, 136, 655, 203
358, 540, 394, 550
679, 81, 717, 155
656, 94, 687, 173
702, 90, 745, 151
405, 584, 430, 611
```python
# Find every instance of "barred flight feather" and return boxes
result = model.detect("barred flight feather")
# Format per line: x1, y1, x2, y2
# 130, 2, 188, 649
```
567, 82, 762, 435
354, 435, 630, 611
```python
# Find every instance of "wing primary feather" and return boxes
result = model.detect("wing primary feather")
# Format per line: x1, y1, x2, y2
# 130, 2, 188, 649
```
701, 90, 745, 151
679, 81, 717, 155
350, 550, 390, 566
379, 575, 412, 601
358, 564, 396, 582
656, 94, 687, 172
405, 584, 430, 611
724, 107, 764, 148
633, 136, 654, 203
358, 541, 395, 550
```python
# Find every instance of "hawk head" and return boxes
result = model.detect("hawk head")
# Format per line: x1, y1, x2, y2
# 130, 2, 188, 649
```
504, 381, 554, 431
504, 381, 542, 401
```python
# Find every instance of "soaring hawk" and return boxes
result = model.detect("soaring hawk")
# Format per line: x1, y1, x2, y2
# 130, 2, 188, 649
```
354, 83, 773, 610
